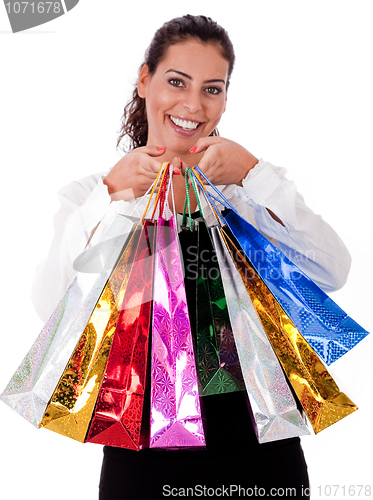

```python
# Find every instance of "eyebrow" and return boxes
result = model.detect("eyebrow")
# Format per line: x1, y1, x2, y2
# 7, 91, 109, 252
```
165, 69, 226, 85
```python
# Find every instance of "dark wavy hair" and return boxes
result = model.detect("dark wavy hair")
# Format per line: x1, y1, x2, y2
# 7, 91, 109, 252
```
117, 15, 235, 152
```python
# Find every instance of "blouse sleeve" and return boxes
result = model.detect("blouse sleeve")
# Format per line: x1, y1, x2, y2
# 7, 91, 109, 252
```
232, 158, 351, 292
31, 172, 133, 322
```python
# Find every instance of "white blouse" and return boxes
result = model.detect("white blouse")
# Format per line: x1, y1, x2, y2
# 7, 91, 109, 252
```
31, 158, 352, 323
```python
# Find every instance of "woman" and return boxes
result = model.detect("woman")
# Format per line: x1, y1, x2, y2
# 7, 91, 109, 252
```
32, 15, 351, 499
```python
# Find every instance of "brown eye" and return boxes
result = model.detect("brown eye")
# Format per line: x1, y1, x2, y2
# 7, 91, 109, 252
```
169, 79, 184, 87
205, 87, 221, 95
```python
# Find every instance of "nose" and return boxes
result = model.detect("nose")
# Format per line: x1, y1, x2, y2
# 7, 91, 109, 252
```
182, 88, 202, 114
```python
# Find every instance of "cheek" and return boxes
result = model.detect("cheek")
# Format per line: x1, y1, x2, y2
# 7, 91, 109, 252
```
147, 86, 174, 117
207, 101, 226, 123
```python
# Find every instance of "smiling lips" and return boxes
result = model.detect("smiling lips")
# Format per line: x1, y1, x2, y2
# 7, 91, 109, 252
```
168, 115, 201, 131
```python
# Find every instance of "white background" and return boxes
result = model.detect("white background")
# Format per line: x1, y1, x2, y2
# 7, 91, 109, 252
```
0, 1, 372, 499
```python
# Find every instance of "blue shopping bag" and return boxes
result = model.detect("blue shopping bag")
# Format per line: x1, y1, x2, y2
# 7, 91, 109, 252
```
190, 165, 369, 365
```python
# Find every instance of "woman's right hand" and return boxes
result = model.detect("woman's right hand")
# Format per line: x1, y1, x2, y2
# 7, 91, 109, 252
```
103, 146, 168, 200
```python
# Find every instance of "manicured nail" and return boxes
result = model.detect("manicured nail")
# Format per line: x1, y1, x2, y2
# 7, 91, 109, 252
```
157, 147, 166, 151
189, 145, 197, 153
173, 169, 181, 175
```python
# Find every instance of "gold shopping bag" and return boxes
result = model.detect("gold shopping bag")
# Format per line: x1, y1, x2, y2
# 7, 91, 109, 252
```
220, 227, 358, 434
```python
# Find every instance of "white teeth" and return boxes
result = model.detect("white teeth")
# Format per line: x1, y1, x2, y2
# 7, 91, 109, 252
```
170, 116, 199, 130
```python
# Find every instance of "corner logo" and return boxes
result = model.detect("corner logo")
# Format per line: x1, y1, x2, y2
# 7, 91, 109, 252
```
3, 0, 79, 33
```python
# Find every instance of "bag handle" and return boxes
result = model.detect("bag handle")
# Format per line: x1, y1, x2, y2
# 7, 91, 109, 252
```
192, 164, 237, 214
158, 162, 177, 223
141, 162, 170, 224
150, 162, 170, 221
181, 167, 205, 230
166, 164, 178, 224
189, 167, 227, 227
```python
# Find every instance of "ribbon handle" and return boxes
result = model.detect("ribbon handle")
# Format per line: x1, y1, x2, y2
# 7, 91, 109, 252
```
189, 167, 227, 228
181, 167, 205, 230
180, 163, 238, 229
141, 162, 170, 224
192, 164, 237, 213
159, 163, 177, 225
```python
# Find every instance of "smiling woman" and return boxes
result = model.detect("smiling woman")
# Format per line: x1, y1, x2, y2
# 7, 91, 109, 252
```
136, 41, 228, 150
29, 13, 353, 500
104, 32, 258, 212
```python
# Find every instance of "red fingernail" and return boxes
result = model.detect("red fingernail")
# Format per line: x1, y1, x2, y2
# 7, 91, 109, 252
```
189, 146, 197, 153
173, 170, 181, 175
157, 147, 166, 151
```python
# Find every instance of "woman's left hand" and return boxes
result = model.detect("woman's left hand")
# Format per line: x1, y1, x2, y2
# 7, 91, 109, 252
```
187, 137, 259, 186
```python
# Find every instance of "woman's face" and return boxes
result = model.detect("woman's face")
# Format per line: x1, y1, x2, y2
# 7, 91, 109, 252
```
138, 39, 229, 155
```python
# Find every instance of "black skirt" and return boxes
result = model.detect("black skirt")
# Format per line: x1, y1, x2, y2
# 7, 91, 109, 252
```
99, 390, 310, 499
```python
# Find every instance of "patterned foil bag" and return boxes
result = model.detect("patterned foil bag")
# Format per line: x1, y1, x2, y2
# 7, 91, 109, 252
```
86, 220, 156, 450
221, 227, 358, 434
38, 225, 142, 442
150, 216, 205, 449
0, 215, 134, 427
178, 220, 198, 339
190, 163, 369, 366
223, 208, 368, 365
212, 227, 310, 443
195, 220, 245, 396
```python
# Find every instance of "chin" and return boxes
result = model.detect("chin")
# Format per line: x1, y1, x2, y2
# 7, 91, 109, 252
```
166, 139, 195, 154
170, 132, 209, 151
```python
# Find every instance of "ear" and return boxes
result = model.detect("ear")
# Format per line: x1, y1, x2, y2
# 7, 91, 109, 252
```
137, 64, 150, 98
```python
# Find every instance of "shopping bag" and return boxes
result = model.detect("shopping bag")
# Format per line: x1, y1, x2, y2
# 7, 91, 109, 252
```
191, 164, 368, 365
210, 225, 310, 442
179, 174, 244, 396
221, 227, 358, 434
86, 163, 168, 449
86, 221, 155, 449
0, 214, 134, 427
38, 164, 169, 444
180, 168, 309, 442
150, 165, 205, 449
38, 225, 142, 442
178, 216, 198, 335
195, 219, 245, 396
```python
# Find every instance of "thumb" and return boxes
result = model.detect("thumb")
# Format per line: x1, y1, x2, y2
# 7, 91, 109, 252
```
189, 136, 223, 154
139, 145, 167, 157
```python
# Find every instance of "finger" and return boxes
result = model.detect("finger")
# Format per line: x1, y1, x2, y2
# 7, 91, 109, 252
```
171, 156, 181, 175
180, 161, 191, 177
196, 150, 216, 177
142, 157, 164, 175
136, 145, 167, 157
189, 136, 224, 154
181, 161, 199, 189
